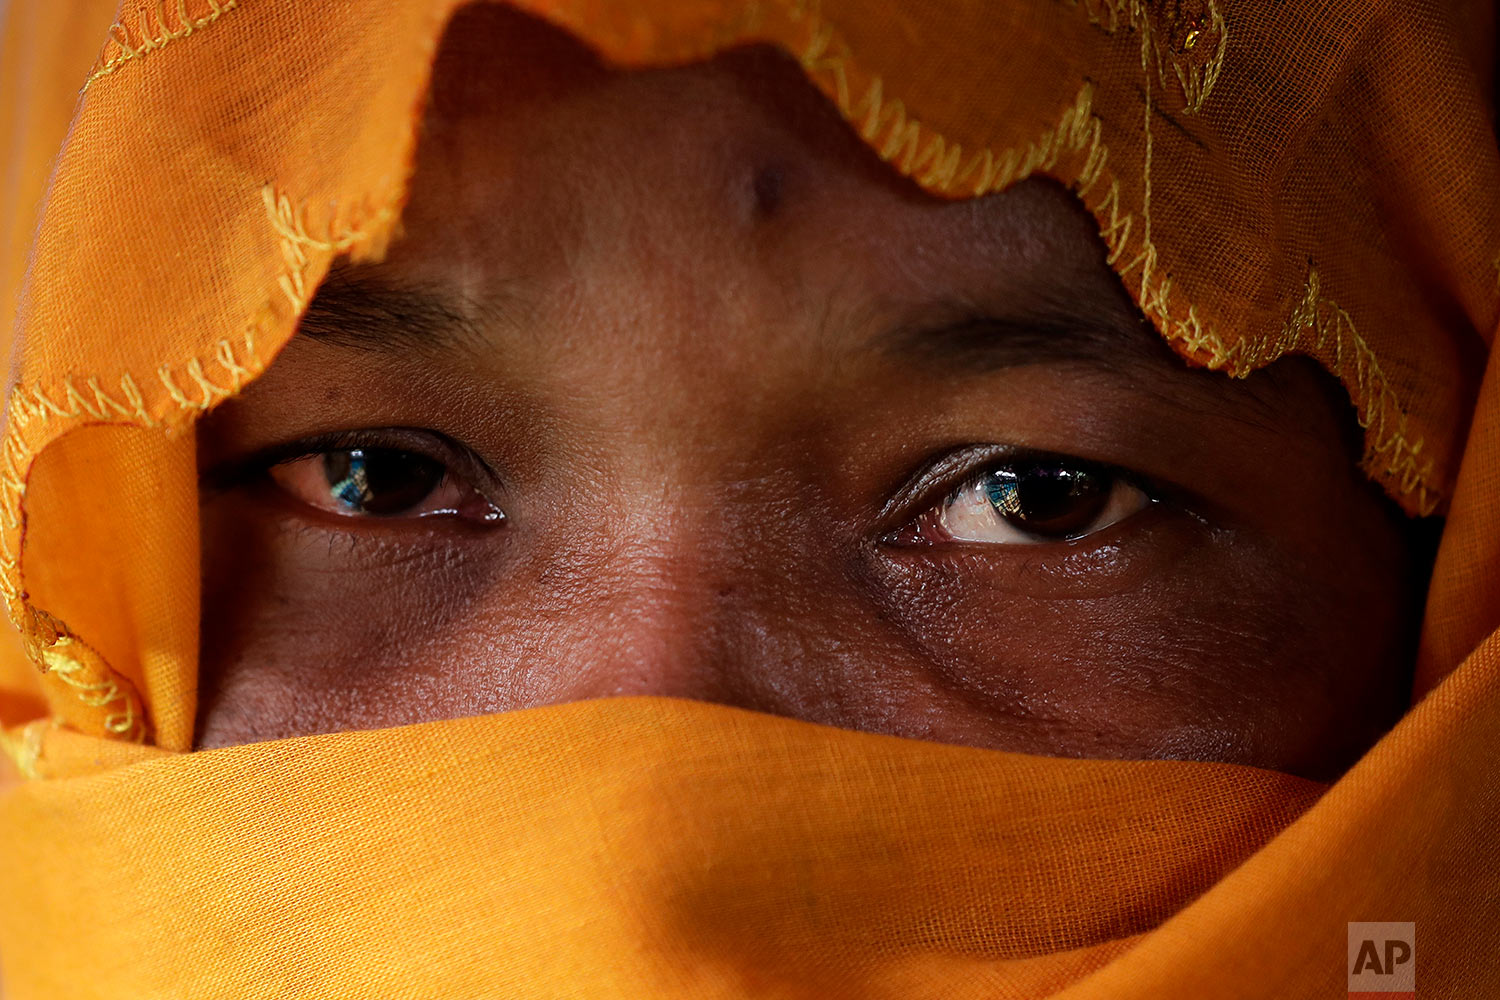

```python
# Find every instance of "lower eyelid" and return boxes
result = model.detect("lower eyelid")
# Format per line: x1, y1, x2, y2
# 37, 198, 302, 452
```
871, 502, 1200, 601
411, 475, 498, 519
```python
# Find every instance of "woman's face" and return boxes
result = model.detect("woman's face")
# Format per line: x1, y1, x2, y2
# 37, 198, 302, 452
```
196, 8, 1425, 778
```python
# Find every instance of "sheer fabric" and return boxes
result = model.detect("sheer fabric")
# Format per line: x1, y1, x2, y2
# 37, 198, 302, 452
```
0, 1, 1497, 996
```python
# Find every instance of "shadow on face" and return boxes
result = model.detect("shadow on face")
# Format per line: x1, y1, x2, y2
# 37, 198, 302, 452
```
195, 5, 1430, 779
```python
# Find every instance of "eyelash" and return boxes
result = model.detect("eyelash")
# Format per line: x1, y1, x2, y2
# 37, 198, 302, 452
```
209, 432, 1167, 546
204, 428, 503, 517
879, 446, 1165, 545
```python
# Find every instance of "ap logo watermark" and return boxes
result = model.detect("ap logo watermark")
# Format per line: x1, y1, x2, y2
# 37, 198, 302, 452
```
1349, 922, 1415, 998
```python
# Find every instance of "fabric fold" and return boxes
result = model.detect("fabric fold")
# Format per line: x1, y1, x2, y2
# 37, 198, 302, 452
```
2, 0, 1498, 996
0, 697, 1328, 998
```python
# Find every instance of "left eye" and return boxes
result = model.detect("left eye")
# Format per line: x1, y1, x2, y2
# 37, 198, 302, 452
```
269, 447, 502, 522
902, 459, 1152, 545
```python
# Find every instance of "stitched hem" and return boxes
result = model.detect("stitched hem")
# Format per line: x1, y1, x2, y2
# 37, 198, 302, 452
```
82, 0, 240, 93
3, 0, 1447, 751
780, 0, 1437, 514
0, 182, 395, 754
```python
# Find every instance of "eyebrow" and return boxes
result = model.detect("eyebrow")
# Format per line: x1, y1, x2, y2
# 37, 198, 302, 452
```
294, 270, 499, 358
298, 269, 1160, 375
873, 295, 1160, 374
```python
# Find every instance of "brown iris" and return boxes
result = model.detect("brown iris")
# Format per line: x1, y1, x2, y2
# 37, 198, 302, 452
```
984, 463, 1112, 538
324, 448, 447, 516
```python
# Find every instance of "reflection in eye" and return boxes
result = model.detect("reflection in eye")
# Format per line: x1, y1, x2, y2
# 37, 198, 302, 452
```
269, 447, 503, 523
933, 460, 1151, 545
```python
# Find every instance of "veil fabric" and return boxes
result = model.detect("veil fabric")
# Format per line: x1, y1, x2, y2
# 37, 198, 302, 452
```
1, 2, 1496, 996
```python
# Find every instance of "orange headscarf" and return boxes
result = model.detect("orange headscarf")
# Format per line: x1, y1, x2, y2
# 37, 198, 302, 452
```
1, 1, 1497, 996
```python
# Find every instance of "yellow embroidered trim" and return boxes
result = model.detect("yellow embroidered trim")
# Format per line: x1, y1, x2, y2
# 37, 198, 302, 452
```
0, 186, 393, 748
36, 637, 144, 740
799, 15, 1103, 199
1101, 5, 1435, 512
0, 610, 150, 748
1077, 0, 1228, 114
0, 327, 258, 750
83, 0, 239, 93
0, 0, 1441, 750
0, 333, 259, 538
781, 0, 1437, 514
1271, 269, 1431, 500
264, 187, 398, 312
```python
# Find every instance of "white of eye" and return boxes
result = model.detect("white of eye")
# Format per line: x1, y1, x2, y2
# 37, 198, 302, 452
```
938, 466, 1150, 544
269, 449, 501, 522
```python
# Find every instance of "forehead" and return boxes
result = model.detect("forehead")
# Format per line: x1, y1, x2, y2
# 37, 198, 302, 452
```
224, 7, 1370, 564
386, 7, 1141, 347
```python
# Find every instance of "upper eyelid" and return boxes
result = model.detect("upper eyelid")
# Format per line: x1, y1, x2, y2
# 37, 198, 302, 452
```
881, 446, 1132, 519
200, 427, 500, 498
878, 445, 1029, 524
211, 434, 1173, 532
877, 447, 1175, 540
276, 429, 461, 467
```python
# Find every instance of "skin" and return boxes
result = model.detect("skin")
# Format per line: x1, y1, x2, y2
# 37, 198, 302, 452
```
195, 7, 1427, 779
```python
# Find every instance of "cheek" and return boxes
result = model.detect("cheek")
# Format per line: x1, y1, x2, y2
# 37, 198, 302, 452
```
197, 496, 513, 745
197, 486, 1413, 778
862, 518, 1410, 776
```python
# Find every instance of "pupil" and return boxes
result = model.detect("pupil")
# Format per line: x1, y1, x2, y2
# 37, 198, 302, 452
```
985, 463, 1109, 537
323, 448, 444, 516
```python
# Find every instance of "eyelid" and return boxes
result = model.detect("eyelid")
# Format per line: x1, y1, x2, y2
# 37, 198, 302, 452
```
878, 445, 1022, 526
878, 444, 1166, 539
200, 426, 502, 502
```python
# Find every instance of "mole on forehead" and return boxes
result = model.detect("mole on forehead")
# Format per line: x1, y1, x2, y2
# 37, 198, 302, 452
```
318, 31, 1204, 399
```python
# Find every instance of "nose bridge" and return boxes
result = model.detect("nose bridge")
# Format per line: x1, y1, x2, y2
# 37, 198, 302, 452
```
561, 480, 749, 703
561, 114, 811, 443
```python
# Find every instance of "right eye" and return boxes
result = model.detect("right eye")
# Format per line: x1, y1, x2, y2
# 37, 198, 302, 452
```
269, 446, 503, 523
936, 460, 1152, 544
886, 454, 1155, 548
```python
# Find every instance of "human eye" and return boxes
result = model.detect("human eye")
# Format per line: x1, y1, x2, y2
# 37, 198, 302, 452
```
888, 452, 1154, 546
223, 428, 504, 525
